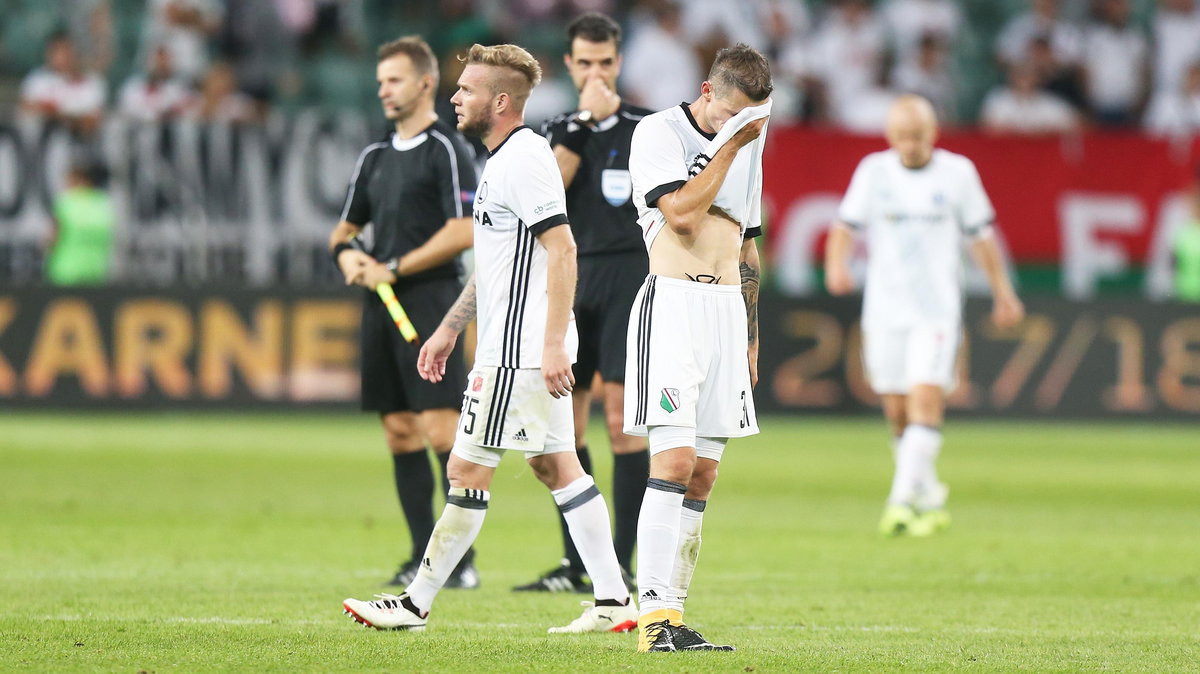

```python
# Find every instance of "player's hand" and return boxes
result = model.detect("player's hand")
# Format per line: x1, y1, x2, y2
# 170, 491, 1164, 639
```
417, 325, 459, 383
991, 291, 1025, 329
578, 77, 620, 121
748, 342, 759, 389
541, 344, 575, 399
729, 117, 767, 149
351, 260, 396, 289
337, 249, 372, 285
825, 264, 855, 295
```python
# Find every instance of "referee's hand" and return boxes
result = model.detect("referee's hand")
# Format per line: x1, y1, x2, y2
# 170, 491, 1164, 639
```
417, 326, 457, 383
542, 345, 575, 399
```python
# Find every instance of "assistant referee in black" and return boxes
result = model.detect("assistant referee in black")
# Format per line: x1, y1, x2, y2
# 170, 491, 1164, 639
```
514, 13, 652, 593
329, 36, 479, 590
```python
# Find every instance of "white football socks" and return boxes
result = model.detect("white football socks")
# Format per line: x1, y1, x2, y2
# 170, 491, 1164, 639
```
635, 478, 687, 615
552, 475, 629, 603
666, 498, 705, 615
405, 487, 489, 614
888, 424, 943, 507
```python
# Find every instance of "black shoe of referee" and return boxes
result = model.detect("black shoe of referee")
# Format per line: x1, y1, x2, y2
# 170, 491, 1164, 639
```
512, 559, 592, 593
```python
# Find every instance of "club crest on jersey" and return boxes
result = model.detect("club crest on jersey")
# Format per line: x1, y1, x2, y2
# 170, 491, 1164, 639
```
601, 169, 632, 206
660, 388, 680, 413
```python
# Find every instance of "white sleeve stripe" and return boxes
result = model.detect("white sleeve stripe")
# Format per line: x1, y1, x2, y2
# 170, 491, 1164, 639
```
429, 129, 464, 219
340, 142, 389, 222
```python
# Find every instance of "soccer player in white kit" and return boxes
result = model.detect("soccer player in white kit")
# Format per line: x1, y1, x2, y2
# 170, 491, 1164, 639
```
825, 94, 1025, 537
625, 44, 771, 653
342, 43, 635, 635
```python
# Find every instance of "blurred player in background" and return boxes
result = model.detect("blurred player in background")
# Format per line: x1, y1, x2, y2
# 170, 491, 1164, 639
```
515, 12, 651, 594
825, 94, 1025, 537
342, 43, 636, 634
329, 36, 479, 590
626, 44, 771, 652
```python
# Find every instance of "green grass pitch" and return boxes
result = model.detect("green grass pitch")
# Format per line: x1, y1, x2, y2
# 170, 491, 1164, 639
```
2, 413, 1197, 672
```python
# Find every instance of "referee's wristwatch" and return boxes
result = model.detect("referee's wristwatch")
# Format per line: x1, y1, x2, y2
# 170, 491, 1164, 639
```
574, 109, 595, 127
385, 257, 400, 282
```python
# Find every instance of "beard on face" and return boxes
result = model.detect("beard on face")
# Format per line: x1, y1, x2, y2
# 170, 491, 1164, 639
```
459, 108, 492, 138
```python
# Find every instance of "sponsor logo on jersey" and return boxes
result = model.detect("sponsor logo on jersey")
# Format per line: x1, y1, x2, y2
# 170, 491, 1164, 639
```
533, 199, 561, 216
687, 152, 711, 178
660, 388, 680, 413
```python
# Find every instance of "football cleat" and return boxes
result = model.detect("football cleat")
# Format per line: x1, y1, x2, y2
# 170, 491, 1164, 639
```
512, 560, 592, 593
384, 559, 420, 587
878, 503, 918, 536
910, 508, 952, 537
637, 618, 676, 652
445, 558, 480, 590
342, 592, 427, 631
668, 623, 735, 651
547, 600, 638, 634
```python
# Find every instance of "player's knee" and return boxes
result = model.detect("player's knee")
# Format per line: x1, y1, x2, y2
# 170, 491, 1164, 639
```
383, 428, 423, 453
688, 463, 718, 499
424, 425, 456, 454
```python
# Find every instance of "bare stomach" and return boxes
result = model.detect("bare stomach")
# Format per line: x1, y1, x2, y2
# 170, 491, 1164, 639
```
648, 210, 743, 285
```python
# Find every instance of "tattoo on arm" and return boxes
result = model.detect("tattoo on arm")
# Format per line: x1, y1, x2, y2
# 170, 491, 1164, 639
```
740, 261, 760, 347
441, 275, 477, 332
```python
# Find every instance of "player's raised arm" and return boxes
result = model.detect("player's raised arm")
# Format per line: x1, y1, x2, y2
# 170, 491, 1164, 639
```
654, 118, 765, 235
740, 237, 761, 388
537, 224, 578, 398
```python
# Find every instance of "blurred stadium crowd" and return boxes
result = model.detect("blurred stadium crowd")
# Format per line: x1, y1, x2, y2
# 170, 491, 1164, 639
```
3, 0, 1200, 290
4, 0, 1200, 135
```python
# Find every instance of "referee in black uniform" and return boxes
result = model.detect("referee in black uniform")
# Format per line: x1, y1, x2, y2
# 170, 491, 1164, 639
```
330, 36, 479, 590
514, 13, 651, 593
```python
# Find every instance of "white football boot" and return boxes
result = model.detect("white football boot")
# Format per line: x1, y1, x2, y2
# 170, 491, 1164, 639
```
547, 600, 638, 634
342, 593, 427, 631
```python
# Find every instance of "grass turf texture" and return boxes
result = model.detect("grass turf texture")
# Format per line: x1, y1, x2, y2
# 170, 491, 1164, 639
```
2, 413, 1197, 672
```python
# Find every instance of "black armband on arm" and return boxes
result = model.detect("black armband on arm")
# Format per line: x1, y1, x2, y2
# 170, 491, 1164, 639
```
331, 242, 353, 266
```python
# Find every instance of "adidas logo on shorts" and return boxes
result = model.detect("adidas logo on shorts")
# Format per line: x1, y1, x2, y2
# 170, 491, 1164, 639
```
512, 428, 529, 442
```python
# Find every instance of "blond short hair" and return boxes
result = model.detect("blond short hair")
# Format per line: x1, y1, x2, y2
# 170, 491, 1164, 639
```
462, 43, 542, 108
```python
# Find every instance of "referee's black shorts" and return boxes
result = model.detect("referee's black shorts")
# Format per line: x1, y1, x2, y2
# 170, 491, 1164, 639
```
573, 250, 649, 388
360, 277, 466, 414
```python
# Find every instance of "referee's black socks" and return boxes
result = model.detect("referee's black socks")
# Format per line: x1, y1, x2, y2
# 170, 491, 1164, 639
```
612, 448, 649, 574
391, 451, 436, 561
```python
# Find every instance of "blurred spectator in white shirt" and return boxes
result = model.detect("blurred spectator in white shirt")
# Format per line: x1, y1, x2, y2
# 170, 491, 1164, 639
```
140, 0, 223, 84
982, 61, 1081, 134
1081, 0, 1149, 126
191, 61, 258, 124
805, 0, 887, 123
19, 31, 107, 136
892, 32, 958, 124
996, 0, 1083, 71
681, 0, 810, 55
1152, 0, 1200, 96
1144, 61, 1200, 136
880, 0, 962, 76
118, 44, 195, 123
623, 0, 703, 112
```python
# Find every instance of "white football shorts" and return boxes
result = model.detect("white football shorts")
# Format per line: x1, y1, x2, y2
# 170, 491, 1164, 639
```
624, 275, 759, 439
452, 366, 575, 468
862, 323, 961, 394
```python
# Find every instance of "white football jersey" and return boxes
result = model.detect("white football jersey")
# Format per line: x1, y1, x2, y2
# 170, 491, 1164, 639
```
471, 126, 577, 368
630, 103, 763, 250
838, 148, 994, 330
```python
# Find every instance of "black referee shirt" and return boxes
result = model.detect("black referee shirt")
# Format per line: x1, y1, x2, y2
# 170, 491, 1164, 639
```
341, 118, 477, 283
542, 102, 652, 257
